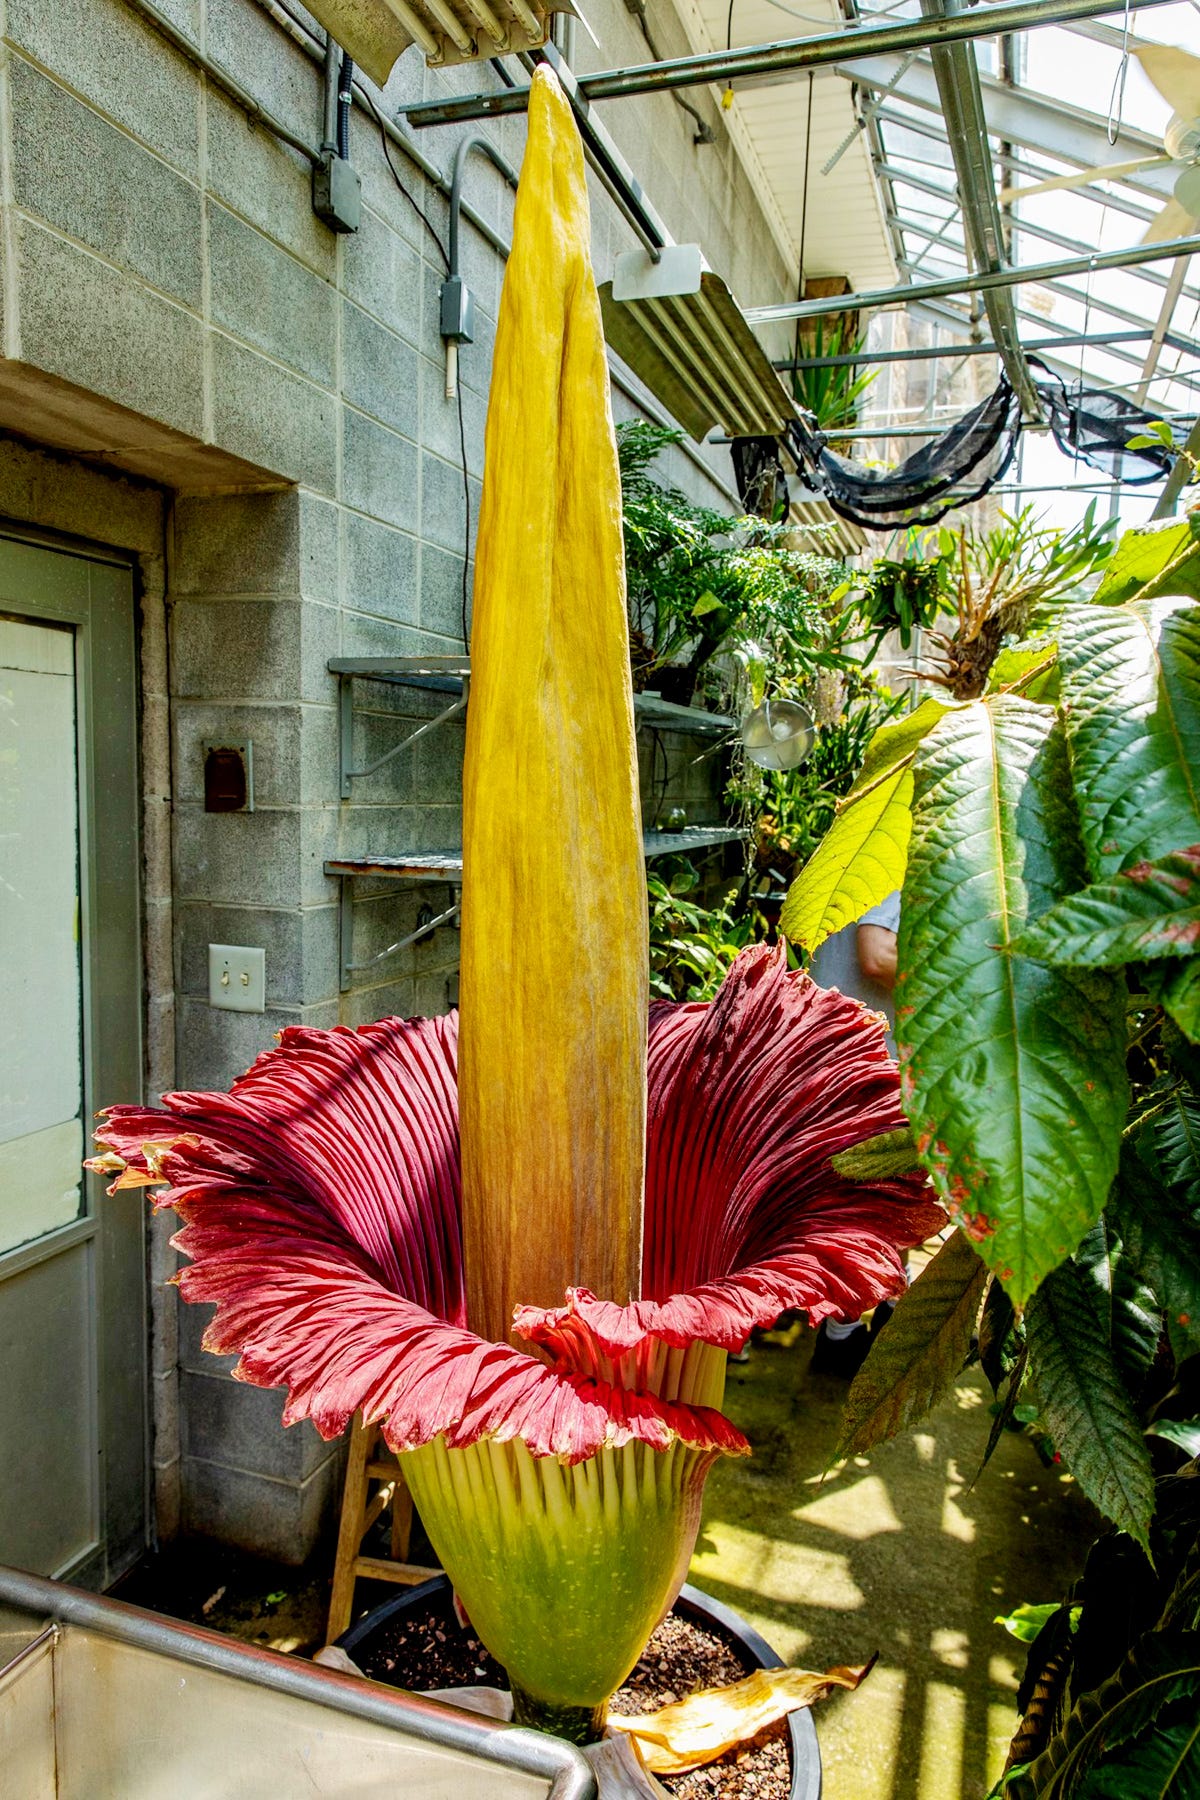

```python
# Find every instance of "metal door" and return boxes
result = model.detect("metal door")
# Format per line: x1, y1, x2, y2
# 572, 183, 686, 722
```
0, 535, 146, 1588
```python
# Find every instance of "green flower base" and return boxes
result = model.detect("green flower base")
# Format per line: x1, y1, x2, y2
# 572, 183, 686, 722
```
401, 1414, 721, 1716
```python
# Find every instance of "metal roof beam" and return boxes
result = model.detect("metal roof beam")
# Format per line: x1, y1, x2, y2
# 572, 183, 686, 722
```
400, 0, 1179, 127
777, 328, 1155, 371
891, 205, 1200, 305
745, 231, 1200, 324
898, 261, 1200, 365
847, 53, 1174, 199
918, 0, 1038, 419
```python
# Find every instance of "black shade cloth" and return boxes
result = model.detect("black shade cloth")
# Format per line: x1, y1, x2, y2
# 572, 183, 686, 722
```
782, 376, 1022, 531
1030, 358, 1175, 483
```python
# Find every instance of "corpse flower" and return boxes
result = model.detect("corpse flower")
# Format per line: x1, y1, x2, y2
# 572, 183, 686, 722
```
91, 69, 941, 1744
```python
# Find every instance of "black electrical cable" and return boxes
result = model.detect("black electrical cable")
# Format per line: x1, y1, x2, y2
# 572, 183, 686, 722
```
360, 86, 474, 652
791, 73, 815, 386
336, 52, 353, 159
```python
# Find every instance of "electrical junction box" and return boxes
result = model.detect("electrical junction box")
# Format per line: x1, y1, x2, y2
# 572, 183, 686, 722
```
440, 274, 475, 344
313, 152, 361, 233
203, 740, 253, 812
209, 944, 266, 1014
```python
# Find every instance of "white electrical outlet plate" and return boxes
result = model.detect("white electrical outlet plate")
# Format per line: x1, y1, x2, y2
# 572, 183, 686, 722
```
209, 944, 266, 1013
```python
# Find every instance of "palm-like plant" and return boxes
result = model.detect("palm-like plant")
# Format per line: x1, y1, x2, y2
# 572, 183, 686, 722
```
91, 70, 941, 1745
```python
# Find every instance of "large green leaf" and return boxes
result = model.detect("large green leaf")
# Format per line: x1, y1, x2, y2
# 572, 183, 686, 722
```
1072, 1216, 1161, 1403
1091, 515, 1200, 606
780, 766, 913, 953
779, 698, 949, 952
1163, 958, 1200, 1043
835, 1229, 988, 1457
1025, 1257, 1155, 1554
1057, 598, 1200, 882
988, 644, 1061, 704
1008, 1631, 1200, 1799
1109, 1137, 1200, 1347
897, 698, 1128, 1300
978, 1276, 1021, 1395
1016, 847, 1200, 966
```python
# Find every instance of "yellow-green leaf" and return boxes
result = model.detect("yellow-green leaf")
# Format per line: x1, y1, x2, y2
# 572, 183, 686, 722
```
779, 698, 949, 953
779, 766, 913, 953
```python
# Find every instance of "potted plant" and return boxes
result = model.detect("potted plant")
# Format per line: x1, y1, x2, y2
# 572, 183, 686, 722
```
90, 69, 941, 1782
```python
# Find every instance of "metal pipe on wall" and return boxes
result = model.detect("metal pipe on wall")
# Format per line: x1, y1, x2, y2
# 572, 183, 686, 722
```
124, 0, 322, 163
401, 0, 1177, 127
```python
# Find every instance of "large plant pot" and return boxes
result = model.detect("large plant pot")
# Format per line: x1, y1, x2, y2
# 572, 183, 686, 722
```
338, 1574, 821, 1800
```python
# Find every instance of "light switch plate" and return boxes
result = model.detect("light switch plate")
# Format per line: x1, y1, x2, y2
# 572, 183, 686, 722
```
209, 944, 266, 1013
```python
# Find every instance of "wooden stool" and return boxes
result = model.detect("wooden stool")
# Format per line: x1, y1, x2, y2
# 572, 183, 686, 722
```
326, 1415, 440, 1644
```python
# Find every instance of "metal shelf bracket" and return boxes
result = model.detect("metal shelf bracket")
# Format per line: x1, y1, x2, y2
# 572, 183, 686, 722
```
338, 673, 470, 800
337, 878, 460, 993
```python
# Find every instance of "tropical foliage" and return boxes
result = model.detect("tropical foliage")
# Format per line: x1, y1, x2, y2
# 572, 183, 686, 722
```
618, 419, 852, 707
843, 505, 1116, 699
790, 314, 877, 438
782, 511, 1200, 1790
646, 863, 756, 1003
89, 71, 940, 1749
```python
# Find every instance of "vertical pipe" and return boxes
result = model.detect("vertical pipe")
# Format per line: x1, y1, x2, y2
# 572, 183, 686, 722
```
322, 32, 339, 154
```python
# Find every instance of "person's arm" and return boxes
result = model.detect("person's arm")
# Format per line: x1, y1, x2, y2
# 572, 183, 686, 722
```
856, 924, 897, 991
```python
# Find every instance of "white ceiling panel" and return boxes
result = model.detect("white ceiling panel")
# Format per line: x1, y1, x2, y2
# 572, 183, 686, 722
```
669, 0, 898, 293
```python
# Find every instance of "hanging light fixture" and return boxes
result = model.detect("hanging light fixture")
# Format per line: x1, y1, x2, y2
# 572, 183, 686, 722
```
739, 697, 814, 771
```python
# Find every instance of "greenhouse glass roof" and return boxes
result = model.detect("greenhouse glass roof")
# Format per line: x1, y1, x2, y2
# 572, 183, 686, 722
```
830, 0, 1200, 518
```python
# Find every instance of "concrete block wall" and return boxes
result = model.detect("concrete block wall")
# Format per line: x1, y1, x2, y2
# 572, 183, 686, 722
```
0, 0, 795, 1562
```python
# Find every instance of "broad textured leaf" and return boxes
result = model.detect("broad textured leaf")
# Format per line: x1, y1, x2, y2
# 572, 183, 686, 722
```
996, 1602, 1069, 1646
897, 699, 1128, 1300
1009, 1630, 1200, 1799
836, 1230, 988, 1456
1110, 1143, 1200, 1348
1164, 958, 1200, 1044
1073, 1216, 1161, 1402
1152, 1086, 1200, 1205
1025, 1257, 1155, 1554
1058, 599, 1200, 883
979, 1276, 1021, 1394
1092, 516, 1200, 606
848, 697, 954, 801
1147, 1418, 1200, 1457
1073, 1710, 1200, 1798
831, 1126, 921, 1181
1017, 847, 1200, 966
779, 698, 949, 952
988, 644, 1061, 704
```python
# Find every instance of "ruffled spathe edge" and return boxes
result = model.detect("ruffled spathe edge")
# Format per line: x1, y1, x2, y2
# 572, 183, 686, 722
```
89, 949, 942, 1464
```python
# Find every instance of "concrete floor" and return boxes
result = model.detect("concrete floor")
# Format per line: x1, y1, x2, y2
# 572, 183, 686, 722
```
690, 1322, 1099, 1800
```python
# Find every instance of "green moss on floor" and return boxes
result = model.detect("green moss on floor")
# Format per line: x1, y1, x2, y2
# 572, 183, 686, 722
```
689, 1324, 1098, 1800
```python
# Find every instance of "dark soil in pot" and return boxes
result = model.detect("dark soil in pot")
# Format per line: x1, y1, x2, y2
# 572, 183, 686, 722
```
339, 1576, 820, 1800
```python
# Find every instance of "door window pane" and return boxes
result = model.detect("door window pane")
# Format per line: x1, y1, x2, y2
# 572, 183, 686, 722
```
0, 617, 84, 1255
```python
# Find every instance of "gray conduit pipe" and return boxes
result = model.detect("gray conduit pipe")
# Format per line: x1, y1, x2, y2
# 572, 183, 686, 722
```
250, 0, 744, 505
122, 0, 322, 164
125, 0, 742, 509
